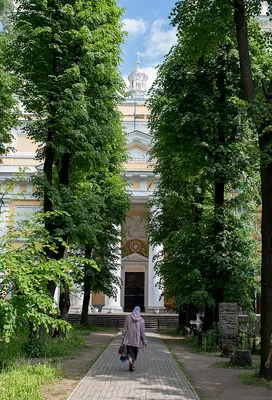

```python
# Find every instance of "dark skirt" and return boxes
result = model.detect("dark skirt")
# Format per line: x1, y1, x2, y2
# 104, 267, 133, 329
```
126, 345, 139, 361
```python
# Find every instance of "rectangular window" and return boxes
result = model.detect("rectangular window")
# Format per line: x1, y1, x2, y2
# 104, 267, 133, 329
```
14, 205, 41, 227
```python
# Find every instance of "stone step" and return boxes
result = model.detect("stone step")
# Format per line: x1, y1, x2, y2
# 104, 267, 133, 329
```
68, 313, 179, 329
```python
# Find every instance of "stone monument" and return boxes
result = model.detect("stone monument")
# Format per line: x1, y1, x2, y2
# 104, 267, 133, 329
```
219, 303, 239, 355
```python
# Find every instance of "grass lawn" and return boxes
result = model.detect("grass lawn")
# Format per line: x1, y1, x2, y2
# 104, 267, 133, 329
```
0, 323, 105, 400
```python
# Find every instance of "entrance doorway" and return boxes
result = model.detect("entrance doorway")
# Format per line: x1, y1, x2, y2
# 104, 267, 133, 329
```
124, 272, 145, 312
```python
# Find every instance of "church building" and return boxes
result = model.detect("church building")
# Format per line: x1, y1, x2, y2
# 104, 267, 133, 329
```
73, 58, 166, 313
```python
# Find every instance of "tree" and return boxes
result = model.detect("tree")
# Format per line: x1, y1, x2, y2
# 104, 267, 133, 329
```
0, 212, 78, 343
79, 173, 130, 325
11, 0, 127, 321
165, 0, 272, 379
148, 13, 261, 331
62, 170, 130, 324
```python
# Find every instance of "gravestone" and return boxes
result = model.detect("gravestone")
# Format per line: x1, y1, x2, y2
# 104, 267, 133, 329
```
190, 313, 203, 331
219, 303, 238, 355
231, 349, 252, 367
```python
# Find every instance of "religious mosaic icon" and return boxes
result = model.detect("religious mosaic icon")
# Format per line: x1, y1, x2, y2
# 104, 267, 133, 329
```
129, 239, 142, 253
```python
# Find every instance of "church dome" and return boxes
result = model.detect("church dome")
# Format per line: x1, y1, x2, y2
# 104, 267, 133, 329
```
127, 52, 148, 96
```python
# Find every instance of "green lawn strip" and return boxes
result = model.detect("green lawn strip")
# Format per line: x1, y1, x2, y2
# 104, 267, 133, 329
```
0, 323, 115, 399
0, 362, 61, 400
239, 371, 272, 390
211, 360, 258, 369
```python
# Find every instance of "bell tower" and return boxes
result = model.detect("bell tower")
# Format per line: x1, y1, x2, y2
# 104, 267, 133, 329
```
127, 51, 148, 97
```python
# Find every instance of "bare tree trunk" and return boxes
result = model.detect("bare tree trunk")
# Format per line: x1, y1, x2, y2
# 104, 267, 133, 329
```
233, 1, 272, 379
59, 281, 71, 321
56, 153, 71, 323
204, 50, 226, 331
81, 246, 93, 325
258, 81, 272, 380
233, 0, 254, 101
202, 304, 215, 332
259, 155, 272, 380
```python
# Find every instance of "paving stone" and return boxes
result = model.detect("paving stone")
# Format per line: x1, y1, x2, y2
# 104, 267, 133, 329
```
68, 332, 199, 400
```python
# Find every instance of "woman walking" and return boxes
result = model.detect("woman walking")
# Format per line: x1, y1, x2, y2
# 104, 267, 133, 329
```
122, 306, 147, 372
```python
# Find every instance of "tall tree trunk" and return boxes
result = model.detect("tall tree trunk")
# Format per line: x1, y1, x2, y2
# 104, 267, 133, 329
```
203, 50, 226, 331
259, 153, 272, 380
56, 153, 71, 322
202, 304, 215, 332
233, 0, 254, 101
81, 246, 93, 325
233, 0, 272, 379
44, 134, 57, 297
59, 280, 70, 322
258, 81, 272, 380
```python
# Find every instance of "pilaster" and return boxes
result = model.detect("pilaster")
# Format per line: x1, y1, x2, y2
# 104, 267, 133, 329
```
146, 242, 166, 313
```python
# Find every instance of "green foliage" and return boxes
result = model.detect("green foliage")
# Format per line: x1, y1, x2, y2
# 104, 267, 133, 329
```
0, 362, 61, 400
7, 0, 130, 313
148, 8, 262, 319
0, 28, 19, 157
0, 212, 86, 342
170, 0, 235, 60
170, 0, 264, 60
0, 337, 26, 370
11, 0, 125, 171
24, 328, 86, 358
0, 323, 91, 366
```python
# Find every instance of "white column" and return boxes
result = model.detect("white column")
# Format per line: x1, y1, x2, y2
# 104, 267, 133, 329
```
0, 204, 10, 236
69, 289, 94, 314
69, 287, 84, 314
101, 274, 123, 313
54, 287, 60, 304
101, 230, 123, 313
146, 243, 166, 313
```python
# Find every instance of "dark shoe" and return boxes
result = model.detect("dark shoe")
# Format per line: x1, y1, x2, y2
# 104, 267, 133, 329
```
132, 367, 135, 371
129, 363, 133, 372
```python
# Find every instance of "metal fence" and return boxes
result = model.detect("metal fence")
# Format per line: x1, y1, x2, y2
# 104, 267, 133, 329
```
193, 331, 261, 354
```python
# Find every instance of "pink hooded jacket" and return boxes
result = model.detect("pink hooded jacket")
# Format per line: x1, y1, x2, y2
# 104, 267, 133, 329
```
122, 313, 147, 348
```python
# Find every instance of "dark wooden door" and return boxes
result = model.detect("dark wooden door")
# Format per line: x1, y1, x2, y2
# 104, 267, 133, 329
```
124, 272, 145, 312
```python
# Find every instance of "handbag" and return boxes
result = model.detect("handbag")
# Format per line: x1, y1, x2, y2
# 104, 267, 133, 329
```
118, 343, 126, 355
119, 343, 127, 362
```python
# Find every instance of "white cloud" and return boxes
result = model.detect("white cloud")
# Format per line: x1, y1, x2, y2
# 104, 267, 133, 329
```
122, 18, 147, 36
141, 67, 157, 90
144, 19, 177, 60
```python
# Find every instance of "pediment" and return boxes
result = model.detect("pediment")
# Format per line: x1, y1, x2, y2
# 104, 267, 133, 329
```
127, 130, 152, 149
122, 252, 149, 262
127, 146, 149, 163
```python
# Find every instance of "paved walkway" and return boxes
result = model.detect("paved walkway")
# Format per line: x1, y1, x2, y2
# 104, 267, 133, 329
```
67, 332, 199, 400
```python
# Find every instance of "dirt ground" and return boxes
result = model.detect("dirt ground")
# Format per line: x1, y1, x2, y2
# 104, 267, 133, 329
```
161, 332, 272, 400
42, 329, 272, 400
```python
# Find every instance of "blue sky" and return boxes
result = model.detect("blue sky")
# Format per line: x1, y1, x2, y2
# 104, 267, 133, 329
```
118, 0, 178, 89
